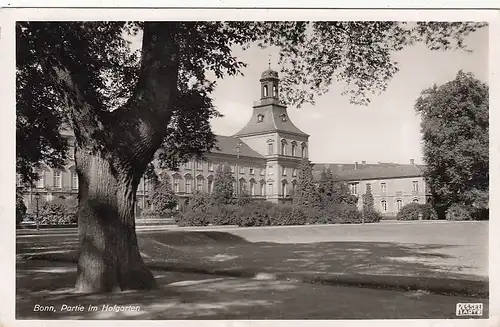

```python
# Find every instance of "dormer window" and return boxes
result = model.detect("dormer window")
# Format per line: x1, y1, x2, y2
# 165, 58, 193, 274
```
257, 114, 264, 122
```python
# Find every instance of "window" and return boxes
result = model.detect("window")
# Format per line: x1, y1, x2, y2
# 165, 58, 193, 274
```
350, 183, 358, 195
268, 143, 274, 155
281, 141, 287, 155
381, 182, 387, 193
260, 183, 265, 195
292, 182, 297, 192
208, 180, 213, 194
282, 167, 287, 176
208, 161, 214, 171
36, 172, 45, 188
413, 198, 419, 203
396, 199, 403, 212
231, 165, 235, 173
260, 169, 265, 176
173, 177, 180, 193
412, 181, 419, 193
282, 182, 287, 197
71, 172, 78, 190
239, 166, 245, 174
185, 161, 192, 169
250, 182, 255, 196
196, 179, 203, 192
263, 85, 268, 97
301, 144, 307, 158
239, 180, 246, 193
185, 178, 192, 194
53, 171, 62, 189
257, 114, 264, 122
292, 168, 297, 177
366, 183, 371, 192
291, 142, 297, 156
268, 183, 274, 195
273, 85, 278, 97
249, 168, 255, 175
381, 200, 387, 212
196, 161, 203, 171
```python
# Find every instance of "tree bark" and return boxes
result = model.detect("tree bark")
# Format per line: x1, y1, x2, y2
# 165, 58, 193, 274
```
46, 22, 182, 293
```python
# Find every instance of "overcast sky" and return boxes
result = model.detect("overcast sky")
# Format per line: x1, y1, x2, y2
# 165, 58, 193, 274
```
204, 26, 488, 165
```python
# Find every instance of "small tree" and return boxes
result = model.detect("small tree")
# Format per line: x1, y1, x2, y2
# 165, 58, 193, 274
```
211, 163, 234, 206
233, 190, 251, 206
318, 168, 335, 209
16, 188, 27, 225
362, 184, 375, 213
332, 181, 358, 206
293, 158, 322, 210
150, 171, 178, 218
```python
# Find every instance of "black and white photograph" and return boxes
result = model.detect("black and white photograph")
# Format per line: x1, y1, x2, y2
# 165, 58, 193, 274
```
1, 6, 497, 324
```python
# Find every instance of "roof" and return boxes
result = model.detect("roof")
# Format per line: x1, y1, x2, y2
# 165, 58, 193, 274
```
209, 135, 264, 159
260, 68, 279, 80
312, 163, 425, 181
234, 106, 309, 137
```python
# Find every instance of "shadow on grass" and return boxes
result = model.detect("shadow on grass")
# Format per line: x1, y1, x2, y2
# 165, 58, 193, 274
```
17, 230, 488, 299
16, 260, 489, 320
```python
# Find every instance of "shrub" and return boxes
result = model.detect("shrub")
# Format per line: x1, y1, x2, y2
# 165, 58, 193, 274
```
149, 171, 178, 218
363, 209, 382, 223
446, 203, 473, 221
176, 210, 210, 227
39, 198, 78, 225
302, 206, 325, 224
396, 203, 421, 221
186, 191, 211, 212
333, 204, 363, 224
16, 195, 27, 225
419, 203, 439, 220
238, 202, 271, 227
209, 205, 241, 225
268, 204, 307, 226
140, 209, 160, 219
397, 203, 439, 221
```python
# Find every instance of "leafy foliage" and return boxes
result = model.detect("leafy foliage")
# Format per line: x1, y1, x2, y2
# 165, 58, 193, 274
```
149, 171, 178, 218
397, 203, 438, 221
415, 71, 488, 217
445, 203, 473, 221
317, 168, 335, 208
293, 158, 321, 210
16, 188, 27, 225
268, 204, 307, 226
211, 163, 234, 206
362, 183, 375, 213
38, 197, 78, 225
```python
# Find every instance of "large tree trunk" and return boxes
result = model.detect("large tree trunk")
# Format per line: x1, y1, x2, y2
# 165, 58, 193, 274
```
48, 22, 182, 293
74, 149, 155, 293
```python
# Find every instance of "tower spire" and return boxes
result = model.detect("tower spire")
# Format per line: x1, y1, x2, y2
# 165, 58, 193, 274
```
268, 54, 271, 69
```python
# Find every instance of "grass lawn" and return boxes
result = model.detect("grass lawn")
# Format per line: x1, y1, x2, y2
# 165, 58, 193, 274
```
16, 221, 489, 318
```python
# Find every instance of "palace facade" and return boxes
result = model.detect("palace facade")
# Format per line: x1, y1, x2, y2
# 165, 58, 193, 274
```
19, 67, 430, 218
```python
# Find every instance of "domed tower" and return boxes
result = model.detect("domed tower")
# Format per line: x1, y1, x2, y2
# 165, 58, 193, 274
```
233, 66, 309, 204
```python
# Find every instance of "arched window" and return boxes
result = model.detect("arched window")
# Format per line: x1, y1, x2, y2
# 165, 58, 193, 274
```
291, 142, 297, 156
260, 181, 266, 195
53, 171, 62, 189
381, 200, 387, 212
282, 181, 288, 197
173, 175, 181, 193
263, 85, 268, 97
281, 140, 287, 155
185, 175, 192, 194
301, 143, 307, 158
196, 176, 204, 192
413, 198, 419, 203
257, 114, 264, 122
268, 182, 274, 195
396, 199, 403, 212
249, 179, 256, 196
273, 85, 278, 97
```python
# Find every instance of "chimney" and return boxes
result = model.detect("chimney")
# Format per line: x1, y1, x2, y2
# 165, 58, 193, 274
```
361, 161, 366, 165
354, 161, 358, 170
410, 159, 415, 166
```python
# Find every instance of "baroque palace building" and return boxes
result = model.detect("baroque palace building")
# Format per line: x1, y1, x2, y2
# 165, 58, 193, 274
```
19, 67, 431, 218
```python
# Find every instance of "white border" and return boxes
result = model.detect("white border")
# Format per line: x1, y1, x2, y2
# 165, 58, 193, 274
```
0, 7, 498, 327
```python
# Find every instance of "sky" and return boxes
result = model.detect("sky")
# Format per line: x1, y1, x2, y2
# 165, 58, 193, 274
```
130, 24, 488, 165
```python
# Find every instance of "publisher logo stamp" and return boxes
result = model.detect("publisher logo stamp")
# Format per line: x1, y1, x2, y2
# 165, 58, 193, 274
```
456, 303, 483, 317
